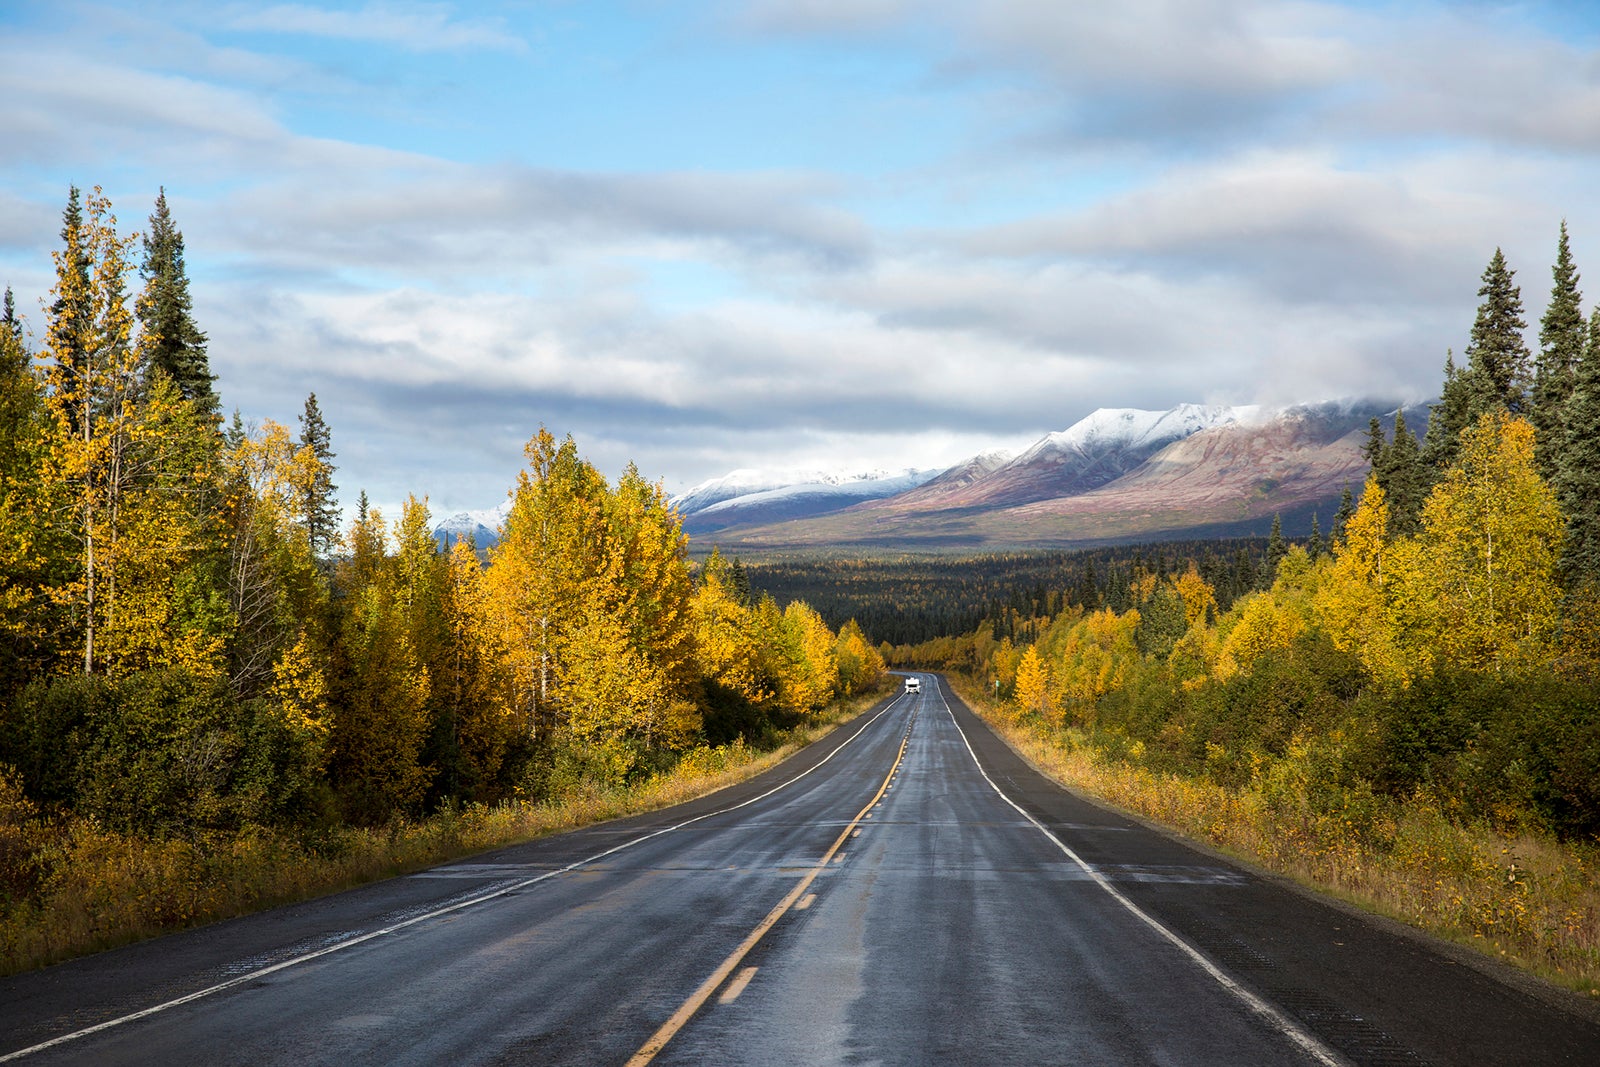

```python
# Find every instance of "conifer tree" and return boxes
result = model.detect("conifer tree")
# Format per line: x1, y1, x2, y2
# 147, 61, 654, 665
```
1378, 408, 1427, 538
1307, 513, 1325, 560
1363, 417, 1385, 469
1423, 350, 1471, 473
1462, 248, 1531, 419
1533, 221, 1584, 480
1265, 513, 1287, 582
136, 188, 214, 414
1556, 307, 1600, 582
1331, 482, 1355, 545
298, 393, 340, 556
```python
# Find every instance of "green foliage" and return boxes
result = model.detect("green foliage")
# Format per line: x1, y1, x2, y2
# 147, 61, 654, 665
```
1463, 247, 1532, 420
0, 670, 330, 836
136, 189, 214, 415
1533, 221, 1584, 480
1556, 308, 1600, 582
297, 393, 339, 556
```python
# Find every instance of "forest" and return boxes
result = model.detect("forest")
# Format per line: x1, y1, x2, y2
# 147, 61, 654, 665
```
743, 538, 1285, 647
883, 229, 1600, 989
0, 188, 883, 970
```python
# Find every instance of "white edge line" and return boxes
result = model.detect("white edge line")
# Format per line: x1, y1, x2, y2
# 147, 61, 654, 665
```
932, 681, 1350, 1067
1, 694, 911, 1063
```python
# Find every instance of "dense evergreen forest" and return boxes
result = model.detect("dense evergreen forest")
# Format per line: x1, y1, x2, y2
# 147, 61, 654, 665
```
744, 538, 1288, 647
0, 187, 884, 953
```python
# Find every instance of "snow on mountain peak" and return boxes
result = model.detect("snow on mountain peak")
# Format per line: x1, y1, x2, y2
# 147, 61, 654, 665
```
1021, 404, 1264, 463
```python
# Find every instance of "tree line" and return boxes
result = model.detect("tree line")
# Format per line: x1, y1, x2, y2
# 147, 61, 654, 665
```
0, 186, 884, 849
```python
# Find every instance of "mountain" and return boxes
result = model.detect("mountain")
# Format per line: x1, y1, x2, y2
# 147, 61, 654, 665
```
433, 499, 512, 550
698, 400, 1419, 553
432, 399, 1425, 555
887, 404, 1257, 511
673, 467, 944, 535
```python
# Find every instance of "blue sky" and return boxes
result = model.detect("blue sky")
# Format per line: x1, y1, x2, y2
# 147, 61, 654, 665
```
4, 1, 1600, 521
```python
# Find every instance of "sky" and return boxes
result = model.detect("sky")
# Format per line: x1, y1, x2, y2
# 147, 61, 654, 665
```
4, 1, 1600, 521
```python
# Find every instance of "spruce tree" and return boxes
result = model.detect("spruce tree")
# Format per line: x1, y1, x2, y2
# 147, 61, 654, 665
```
1331, 482, 1355, 545
49, 187, 92, 389
1556, 306, 1600, 582
1363, 416, 1385, 469
299, 393, 340, 556
1308, 513, 1324, 560
1533, 221, 1585, 480
136, 188, 214, 414
1265, 513, 1287, 584
1462, 247, 1531, 419
1379, 408, 1427, 538
1423, 350, 1471, 474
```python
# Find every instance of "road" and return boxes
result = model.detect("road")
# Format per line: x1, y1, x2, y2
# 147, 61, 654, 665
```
3, 674, 1599, 1065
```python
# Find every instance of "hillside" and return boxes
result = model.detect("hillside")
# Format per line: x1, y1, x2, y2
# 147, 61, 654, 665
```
696, 402, 1403, 554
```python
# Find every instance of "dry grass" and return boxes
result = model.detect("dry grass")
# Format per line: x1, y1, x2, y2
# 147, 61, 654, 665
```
951, 677, 1600, 997
0, 684, 888, 977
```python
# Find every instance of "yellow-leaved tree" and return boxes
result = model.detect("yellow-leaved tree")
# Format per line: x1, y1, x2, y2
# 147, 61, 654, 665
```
833, 618, 884, 696
1053, 608, 1139, 723
484, 429, 608, 741
691, 550, 769, 706
1014, 644, 1051, 718
1316, 474, 1415, 685
1404, 412, 1562, 673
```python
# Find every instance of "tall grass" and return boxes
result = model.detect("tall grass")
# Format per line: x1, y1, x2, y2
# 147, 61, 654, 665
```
952, 677, 1600, 997
0, 684, 888, 977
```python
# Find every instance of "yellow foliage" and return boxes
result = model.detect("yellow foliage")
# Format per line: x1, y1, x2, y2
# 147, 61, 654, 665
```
1053, 608, 1140, 722
269, 632, 329, 737
1316, 475, 1414, 686
1014, 645, 1050, 716
1405, 413, 1562, 673
1215, 591, 1305, 680
1172, 565, 1217, 628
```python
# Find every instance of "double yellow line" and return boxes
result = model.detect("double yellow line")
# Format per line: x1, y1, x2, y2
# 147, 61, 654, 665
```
625, 712, 915, 1066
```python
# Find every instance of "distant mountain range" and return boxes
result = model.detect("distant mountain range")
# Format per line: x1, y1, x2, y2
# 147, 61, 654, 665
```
434, 399, 1422, 555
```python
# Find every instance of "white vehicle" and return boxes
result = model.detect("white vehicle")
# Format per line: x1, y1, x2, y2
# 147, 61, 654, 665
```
904, 677, 921, 694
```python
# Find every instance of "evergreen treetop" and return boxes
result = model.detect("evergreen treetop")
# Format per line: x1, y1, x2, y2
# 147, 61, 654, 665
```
137, 188, 214, 415
1331, 482, 1355, 545
1423, 350, 1470, 474
1377, 408, 1427, 539
1556, 306, 1600, 582
1463, 247, 1531, 419
1533, 221, 1585, 480
299, 392, 340, 557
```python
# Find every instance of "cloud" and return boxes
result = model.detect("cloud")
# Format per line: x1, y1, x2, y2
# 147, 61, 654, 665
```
956, 151, 1513, 306
226, 1, 528, 53
203, 164, 873, 279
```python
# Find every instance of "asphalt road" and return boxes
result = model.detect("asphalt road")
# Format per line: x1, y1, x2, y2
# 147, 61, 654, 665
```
4, 674, 1599, 1065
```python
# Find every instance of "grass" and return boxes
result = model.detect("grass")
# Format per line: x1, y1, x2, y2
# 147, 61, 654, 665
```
0, 682, 890, 977
949, 676, 1600, 999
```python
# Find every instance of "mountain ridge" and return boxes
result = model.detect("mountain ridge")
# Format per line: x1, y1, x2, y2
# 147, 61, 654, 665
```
431, 399, 1422, 554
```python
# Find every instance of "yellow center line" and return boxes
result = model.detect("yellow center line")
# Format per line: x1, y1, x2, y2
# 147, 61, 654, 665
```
624, 723, 913, 1067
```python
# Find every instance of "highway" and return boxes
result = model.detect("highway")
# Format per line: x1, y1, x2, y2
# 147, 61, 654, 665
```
3, 675, 1598, 1065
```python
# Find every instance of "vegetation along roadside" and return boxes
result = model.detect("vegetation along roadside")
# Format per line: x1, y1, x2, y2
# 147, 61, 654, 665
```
0, 187, 889, 975
889, 230, 1600, 995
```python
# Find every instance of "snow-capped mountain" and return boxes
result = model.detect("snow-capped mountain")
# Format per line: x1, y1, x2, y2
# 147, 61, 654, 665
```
433, 499, 512, 549
429, 399, 1424, 552
676, 467, 944, 535
892, 404, 1260, 511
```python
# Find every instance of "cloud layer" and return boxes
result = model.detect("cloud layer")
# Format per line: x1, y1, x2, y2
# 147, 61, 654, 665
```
2, 0, 1597, 518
